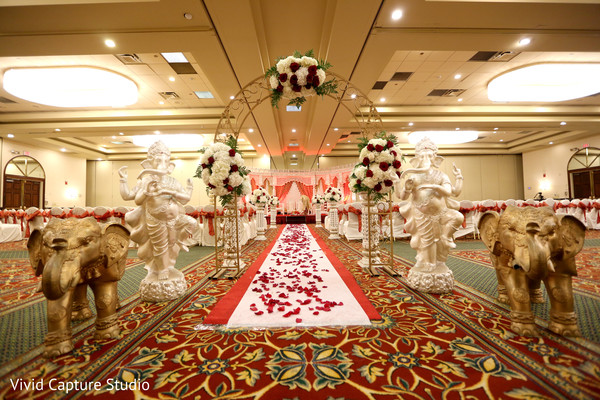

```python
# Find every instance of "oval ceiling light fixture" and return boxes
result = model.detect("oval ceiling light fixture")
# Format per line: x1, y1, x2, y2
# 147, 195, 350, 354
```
132, 134, 204, 149
408, 131, 478, 145
488, 63, 600, 102
3, 66, 138, 107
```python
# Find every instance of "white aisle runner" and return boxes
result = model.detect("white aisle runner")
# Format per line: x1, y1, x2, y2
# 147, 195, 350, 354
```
206, 224, 379, 328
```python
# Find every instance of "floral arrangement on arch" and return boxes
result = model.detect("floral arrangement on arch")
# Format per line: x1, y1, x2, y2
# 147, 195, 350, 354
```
250, 187, 270, 205
323, 187, 342, 203
265, 50, 337, 109
312, 194, 325, 205
349, 131, 403, 201
269, 196, 280, 207
196, 135, 251, 206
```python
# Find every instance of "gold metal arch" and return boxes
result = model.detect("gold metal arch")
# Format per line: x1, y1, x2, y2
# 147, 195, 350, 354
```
213, 72, 384, 144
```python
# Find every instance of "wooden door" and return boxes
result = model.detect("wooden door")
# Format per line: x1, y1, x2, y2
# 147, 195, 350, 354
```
594, 170, 600, 199
572, 171, 591, 199
3, 178, 22, 208
23, 180, 41, 208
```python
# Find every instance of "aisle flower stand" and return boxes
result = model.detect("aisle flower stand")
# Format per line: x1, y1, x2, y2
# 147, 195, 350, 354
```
212, 192, 246, 278
270, 204, 277, 228
314, 204, 322, 227
255, 205, 267, 240
327, 202, 340, 239
357, 192, 396, 276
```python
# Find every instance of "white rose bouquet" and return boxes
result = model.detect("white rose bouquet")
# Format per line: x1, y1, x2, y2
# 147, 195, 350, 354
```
269, 196, 280, 206
312, 194, 325, 204
250, 187, 270, 205
349, 131, 402, 201
196, 135, 250, 206
265, 50, 337, 109
323, 187, 342, 203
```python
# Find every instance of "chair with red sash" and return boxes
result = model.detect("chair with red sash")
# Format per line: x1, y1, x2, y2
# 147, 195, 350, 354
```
247, 204, 257, 239
455, 200, 477, 239
572, 198, 591, 228
344, 202, 363, 241
555, 199, 571, 215
238, 204, 251, 246
24, 207, 45, 239
50, 207, 70, 219
590, 199, 600, 230
0, 209, 22, 243
71, 206, 91, 219
92, 206, 114, 226
200, 204, 217, 246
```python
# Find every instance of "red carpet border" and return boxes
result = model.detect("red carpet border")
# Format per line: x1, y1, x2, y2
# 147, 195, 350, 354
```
0, 228, 599, 399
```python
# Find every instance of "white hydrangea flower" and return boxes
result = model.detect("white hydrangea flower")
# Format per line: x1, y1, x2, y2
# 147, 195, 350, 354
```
375, 150, 394, 164
316, 69, 326, 87
269, 75, 279, 89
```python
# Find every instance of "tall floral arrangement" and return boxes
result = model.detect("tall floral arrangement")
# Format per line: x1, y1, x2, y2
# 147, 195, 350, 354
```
323, 187, 342, 203
196, 135, 251, 206
250, 187, 270, 205
269, 196, 280, 207
349, 131, 402, 201
265, 50, 337, 109
312, 194, 325, 204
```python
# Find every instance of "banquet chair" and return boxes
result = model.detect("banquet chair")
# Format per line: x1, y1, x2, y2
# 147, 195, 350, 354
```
200, 205, 218, 246
182, 204, 200, 247
571, 198, 590, 227
50, 207, 70, 219
556, 199, 571, 215
92, 206, 114, 226
0, 211, 22, 243
344, 202, 363, 241
24, 207, 45, 239
237, 204, 250, 246
589, 199, 600, 230
247, 204, 257, 239
338, 204, 347, 237
391, 202, 409, 239
455, 200, 477, 239
113, 205, 137, 247
71, 206, 91, 219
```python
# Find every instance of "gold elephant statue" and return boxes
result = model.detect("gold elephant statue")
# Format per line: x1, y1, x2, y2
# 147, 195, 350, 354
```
478, 205, 586, 337
27, 217, 130, 357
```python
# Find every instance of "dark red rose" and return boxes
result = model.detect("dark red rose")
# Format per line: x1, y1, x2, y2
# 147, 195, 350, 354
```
374, 183, 382, 192
290, 62, 300, 72
387, 140, 394, 148
290, 74, 298, 85
208, 183, 215, 188
366, 169, 374, 177
305, 75, 313, 84
375, 144, 384, 152
304, 84, 312, 90
384, 180, 393, 187
201, 163, 207, 168
230, 164, 239, 172
292, 85, 302, 92
208, 156, 215, 164
223, 178, 229, 184
276, 84, 283, 93
362, 157, 370, 166
308, 65, 318, 75
367, 144, 375, 151
396, 171, 402, 177
393, 160, 401, 168
312, 76, 320, 86
356, 179, 362, 185
229, 149, 236, 157
390, 150, 397, 157
379, 162, 389, 171
227, 185, 234, 192
279, 73, 288, 82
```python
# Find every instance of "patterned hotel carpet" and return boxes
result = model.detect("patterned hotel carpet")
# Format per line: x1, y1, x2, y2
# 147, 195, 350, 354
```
0, 228, 599, 399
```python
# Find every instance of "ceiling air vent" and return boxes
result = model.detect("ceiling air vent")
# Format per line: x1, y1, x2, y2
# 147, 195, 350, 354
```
159, 91, 180, 100
469, 51, 520, 62
427, 89, 466, 97
0, 96, 16, 103
372, 81, 387, 90
391, 72, 413, 81
115, 54, 144, 64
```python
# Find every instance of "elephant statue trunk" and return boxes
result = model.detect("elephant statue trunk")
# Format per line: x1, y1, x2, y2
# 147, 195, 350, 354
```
478, 206, 586, 337
28, 217, 130, 357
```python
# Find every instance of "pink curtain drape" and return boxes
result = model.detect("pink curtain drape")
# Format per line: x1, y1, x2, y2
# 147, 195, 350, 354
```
296, 182, 313, 200
275, 181, 314, 204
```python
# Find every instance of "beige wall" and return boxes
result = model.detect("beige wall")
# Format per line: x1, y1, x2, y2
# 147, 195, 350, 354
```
319, 153, 524, 201
1, 139, 87, 208
522, 134, 600, 200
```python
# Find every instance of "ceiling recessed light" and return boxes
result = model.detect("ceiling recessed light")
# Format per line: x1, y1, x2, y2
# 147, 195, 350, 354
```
500, 139, 504, 142
494, 127, 498, 131
454, 74, 462, 80
292, 154, 296, 158
60, 148, 67, 152
161, 52, 188, 63
391, 9, 403, 20
168, 76, 175, 82
292, 129, 296, 133
104, 39, 116, 48
380, 97, 386, 102
350, 94, 357, 99
286, 105, 302, 112
290, 162, 298, 166
326, 143, 330, 146
159, 101, 164, 105
455, 128, 460, 130
560, 121, 567, 125
518, 38, 531, 46
7, 133, 14, 138
3, 67, 138, 107
488, 63, 600, 102
97, 158, 103, 161
229, 95, 235, 100
54, 128, 61, 132
549, 141, 554, 144
457, 98, 463, 102
249, 128, 254, 133
194, 91, 214, 99
154, 130, 161, 135
334, 128, 339, 131
119, 132, 124, 135
257, 144, 262, 147
408, 122, 414, 126
408, 131, 479, 145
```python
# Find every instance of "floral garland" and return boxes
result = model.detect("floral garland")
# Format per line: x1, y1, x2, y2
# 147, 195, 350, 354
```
323, 187, 342, 203
269, 196, 280, 206
349, 131, 402, 201
195, 135, 251, 206
312, 194, 325, 204
265, 50, 337, 109
250, 187, 270, 205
